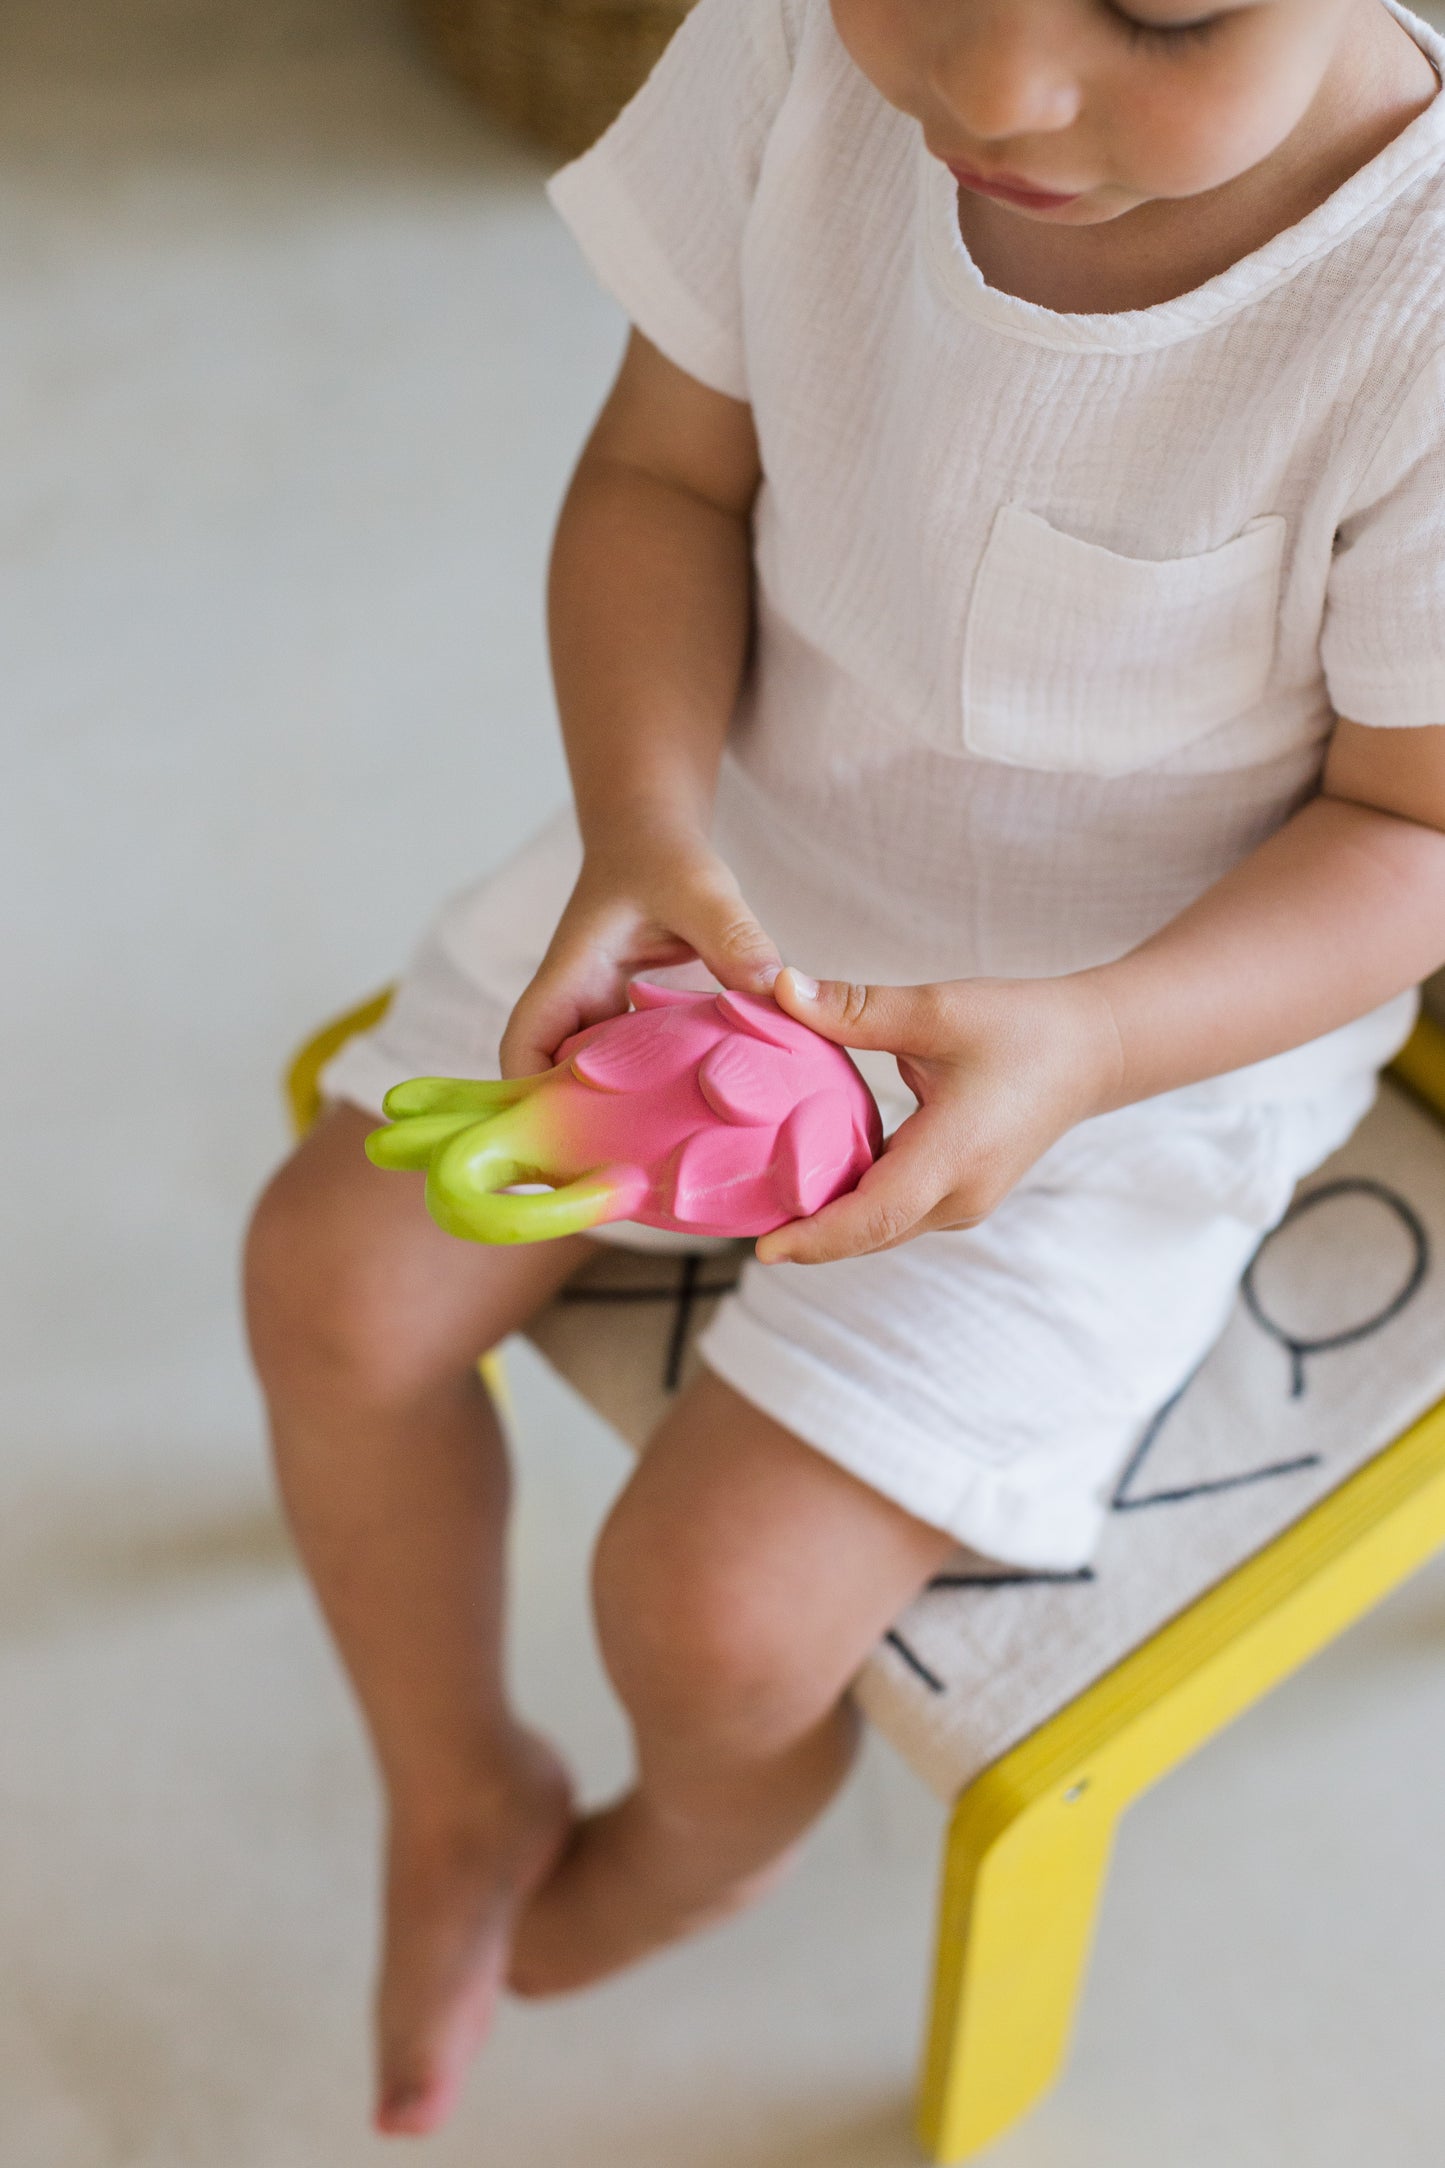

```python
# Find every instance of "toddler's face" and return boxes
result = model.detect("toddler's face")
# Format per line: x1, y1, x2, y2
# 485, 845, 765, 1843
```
829, 0, 1362, 223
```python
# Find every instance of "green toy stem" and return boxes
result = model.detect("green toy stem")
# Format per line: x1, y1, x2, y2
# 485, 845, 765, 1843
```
364, 1110, 485, 1170
380, 1074, 541, 1117
364, 1070, 650, 1243
431, 1157, 647, 1243
364, 1074, 549, 1173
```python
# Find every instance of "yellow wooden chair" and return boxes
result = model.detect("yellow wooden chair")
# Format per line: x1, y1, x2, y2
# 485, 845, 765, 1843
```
285, 994, 1445, 2162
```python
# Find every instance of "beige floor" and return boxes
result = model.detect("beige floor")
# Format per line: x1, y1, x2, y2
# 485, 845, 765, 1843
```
5, 0, 1445, 2161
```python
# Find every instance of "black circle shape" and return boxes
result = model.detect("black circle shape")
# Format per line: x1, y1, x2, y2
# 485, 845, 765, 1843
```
1240, 1177, 1429, 1399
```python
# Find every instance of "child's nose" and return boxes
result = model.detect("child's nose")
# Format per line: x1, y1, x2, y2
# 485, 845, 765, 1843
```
930, 5, 1084, 142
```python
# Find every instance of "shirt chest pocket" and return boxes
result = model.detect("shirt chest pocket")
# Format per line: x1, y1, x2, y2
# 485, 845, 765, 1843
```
961, 503, 1287, 777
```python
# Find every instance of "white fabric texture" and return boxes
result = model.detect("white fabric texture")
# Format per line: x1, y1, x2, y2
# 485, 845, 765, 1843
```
694, 1088, 1371, 1569
853, 1078, 1445, 1797
319, 826, 1378, 1568
545, 0, 1445, 1107
320, 0, 1445, 1565
505, 1082, 1445, 1793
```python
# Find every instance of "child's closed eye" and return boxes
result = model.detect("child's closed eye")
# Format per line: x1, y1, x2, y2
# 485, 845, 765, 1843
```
1103, 2, 1226, 53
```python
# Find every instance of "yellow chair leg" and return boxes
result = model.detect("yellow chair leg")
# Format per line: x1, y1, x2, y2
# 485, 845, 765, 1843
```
917, 1779, 1117, 2163
915, 1391, 1445, 2162
478, 1348, 510, 1413
285, 987, 395, 1138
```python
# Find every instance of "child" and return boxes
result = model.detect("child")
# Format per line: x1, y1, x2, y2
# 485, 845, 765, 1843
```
245, 0, 1445, 2136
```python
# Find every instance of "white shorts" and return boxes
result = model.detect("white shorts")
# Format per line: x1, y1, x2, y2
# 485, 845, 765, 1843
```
321, 813, 1388, 1571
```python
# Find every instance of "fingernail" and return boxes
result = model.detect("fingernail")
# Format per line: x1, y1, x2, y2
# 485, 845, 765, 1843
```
786, 970, 819, 1001
756, 962, 782, 989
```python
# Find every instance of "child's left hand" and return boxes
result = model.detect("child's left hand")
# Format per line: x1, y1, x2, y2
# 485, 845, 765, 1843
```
755, 966, 1124, 1265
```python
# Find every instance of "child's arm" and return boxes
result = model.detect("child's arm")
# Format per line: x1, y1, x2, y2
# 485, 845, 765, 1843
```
1069, 720, 1445, 1103
758, 718, 1445, 1265
500, 329, 784, 1077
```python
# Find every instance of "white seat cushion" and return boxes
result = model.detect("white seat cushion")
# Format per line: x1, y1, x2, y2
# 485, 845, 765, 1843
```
524, 1079, 1445, 1801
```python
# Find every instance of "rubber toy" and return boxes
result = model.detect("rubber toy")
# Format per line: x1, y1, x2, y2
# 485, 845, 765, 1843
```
364, 978, 882, 1243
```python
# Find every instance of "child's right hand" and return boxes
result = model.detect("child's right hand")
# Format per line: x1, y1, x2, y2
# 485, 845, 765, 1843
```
498, 824, 784, 1078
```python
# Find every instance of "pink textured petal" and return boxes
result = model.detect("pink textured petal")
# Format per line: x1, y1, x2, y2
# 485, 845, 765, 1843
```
852, 1096, 884, 1161
628, 979, 708, 1012
777, 1093, 857, 1219
696, 1036, 794, 1126
667, 1123, 777, 1228
569, 1015, 696, 1094
714, 990, 799, 1048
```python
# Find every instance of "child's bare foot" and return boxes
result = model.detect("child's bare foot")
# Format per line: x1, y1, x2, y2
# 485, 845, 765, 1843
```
505, 1788, 800, 1998
374, 1729, 574, 2136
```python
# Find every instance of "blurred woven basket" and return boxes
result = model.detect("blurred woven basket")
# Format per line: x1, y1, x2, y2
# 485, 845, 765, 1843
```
411, 0, 697, 159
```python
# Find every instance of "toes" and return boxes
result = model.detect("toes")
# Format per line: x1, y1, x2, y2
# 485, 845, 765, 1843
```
374, 2015, 457, 2136
374, 2076, 456, 2137
374, 1898, 506, 2131
370, 1750, 577, 2134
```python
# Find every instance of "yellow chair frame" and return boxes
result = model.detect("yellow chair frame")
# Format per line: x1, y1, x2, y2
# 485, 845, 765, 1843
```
286, 996, 1445, 2163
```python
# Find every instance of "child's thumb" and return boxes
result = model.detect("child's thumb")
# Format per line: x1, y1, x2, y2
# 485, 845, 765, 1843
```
687, 894, 784, 996
772, 967, 919, 1051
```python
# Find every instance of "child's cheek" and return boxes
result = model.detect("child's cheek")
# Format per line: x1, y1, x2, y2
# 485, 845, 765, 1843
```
1109, 46, 1335, 205
825, 0, 935, 132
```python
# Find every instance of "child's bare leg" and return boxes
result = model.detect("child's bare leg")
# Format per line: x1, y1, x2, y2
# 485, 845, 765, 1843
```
244, 1103, 591, 2134
508, 1367, 956, 1995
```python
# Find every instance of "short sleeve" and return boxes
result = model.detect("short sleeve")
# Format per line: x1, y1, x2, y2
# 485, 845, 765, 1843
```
545, 0, 795, 400
1320, 348, 1445, 729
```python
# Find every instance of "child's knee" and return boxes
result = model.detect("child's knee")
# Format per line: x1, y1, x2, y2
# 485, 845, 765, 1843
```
244, 1122, 458, 1418
591, 1487, 829, 1757
246, 1162, 376, 1407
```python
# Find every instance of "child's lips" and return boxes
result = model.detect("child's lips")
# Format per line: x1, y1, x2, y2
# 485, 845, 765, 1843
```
945, 161, 1083, 209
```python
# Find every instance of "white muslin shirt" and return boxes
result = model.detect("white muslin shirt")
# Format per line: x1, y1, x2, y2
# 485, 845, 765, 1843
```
322, 0, 1445, 1566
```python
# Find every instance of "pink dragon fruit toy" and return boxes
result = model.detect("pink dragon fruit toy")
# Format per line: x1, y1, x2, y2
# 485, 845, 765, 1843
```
364, 979, 882, 1244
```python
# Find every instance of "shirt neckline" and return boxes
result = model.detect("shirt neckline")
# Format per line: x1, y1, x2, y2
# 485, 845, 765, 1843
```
919, 0, 1445, 354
